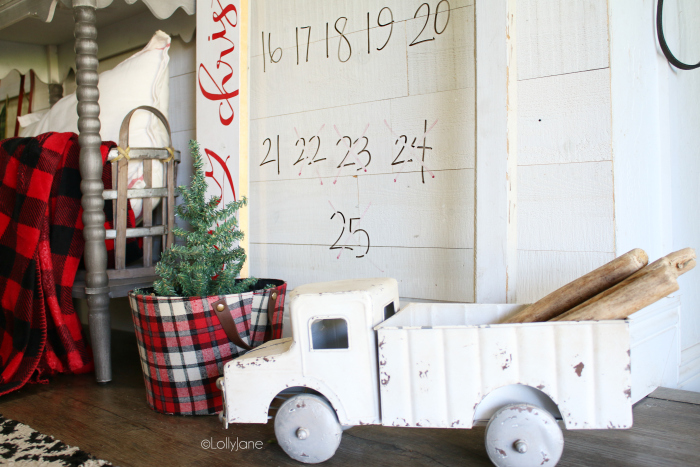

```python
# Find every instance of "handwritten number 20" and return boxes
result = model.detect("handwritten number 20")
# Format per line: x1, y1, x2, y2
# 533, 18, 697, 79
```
410, 1, 451, 47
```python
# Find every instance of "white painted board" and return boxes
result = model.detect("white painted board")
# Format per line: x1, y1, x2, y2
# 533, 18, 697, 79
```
249, 0, 476, 302
196, 0, 241, 206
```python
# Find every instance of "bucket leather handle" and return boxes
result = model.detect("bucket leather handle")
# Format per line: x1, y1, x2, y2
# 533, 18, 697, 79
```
267, 287, 279, 316
212, 298, 252, 351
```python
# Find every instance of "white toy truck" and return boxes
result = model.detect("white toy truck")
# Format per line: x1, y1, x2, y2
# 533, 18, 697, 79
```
217, 278, 633, 466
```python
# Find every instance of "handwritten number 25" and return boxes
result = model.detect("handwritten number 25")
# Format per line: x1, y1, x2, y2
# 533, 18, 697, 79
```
330, 211, 370, 258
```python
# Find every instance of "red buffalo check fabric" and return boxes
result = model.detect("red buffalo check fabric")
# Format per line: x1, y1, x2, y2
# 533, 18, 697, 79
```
129, 280, 286, 415
0, 132, 140, 396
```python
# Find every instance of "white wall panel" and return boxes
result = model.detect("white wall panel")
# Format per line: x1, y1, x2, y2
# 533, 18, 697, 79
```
249, 176, 359, 245
389, 89, 475, 171
250, 99, 393, 183
169, 71, 196, 134
516, 250, 614, 304
519, 68, 611, 165
518, 161, 614, 253
358, 169, 474, 249
250, 243, 474, 302
249, 0, 476, 301
406, 3, 475, 96
250, 21, 408, 120
169, 36, 196, 78
518, 0, 609, 80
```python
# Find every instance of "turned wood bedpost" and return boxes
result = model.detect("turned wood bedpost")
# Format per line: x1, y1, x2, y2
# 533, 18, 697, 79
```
74, 0, 111, 383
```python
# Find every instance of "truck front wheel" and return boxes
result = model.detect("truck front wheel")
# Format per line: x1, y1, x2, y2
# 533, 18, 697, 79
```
274, 394, 342, 463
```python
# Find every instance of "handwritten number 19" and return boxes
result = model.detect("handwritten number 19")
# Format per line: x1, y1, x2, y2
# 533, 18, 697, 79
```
376, 7, 394, 51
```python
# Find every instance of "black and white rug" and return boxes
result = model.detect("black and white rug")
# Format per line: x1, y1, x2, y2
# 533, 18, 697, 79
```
0, 415, 112, 466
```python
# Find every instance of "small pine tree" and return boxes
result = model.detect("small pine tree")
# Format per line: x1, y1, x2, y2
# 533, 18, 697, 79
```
153, 140, 257, 297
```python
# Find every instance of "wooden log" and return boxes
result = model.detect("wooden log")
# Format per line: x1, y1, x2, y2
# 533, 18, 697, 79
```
502, 248, 648, 323
552, 248, 696, 321
551, 263, 682, 321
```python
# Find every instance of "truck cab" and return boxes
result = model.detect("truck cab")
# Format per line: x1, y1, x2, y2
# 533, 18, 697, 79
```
218, 277, 399, 427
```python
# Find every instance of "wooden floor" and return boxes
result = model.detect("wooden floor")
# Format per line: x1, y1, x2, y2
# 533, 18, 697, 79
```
1, 331, 700, 467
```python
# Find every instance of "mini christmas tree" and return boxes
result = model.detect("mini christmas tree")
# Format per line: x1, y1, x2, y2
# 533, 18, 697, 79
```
153, 140, 257, 297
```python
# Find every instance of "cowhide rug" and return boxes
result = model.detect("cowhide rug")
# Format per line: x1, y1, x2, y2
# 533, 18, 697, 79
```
0, 415, 111, 466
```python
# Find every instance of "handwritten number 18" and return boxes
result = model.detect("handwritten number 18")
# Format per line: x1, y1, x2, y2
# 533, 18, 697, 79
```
335, 17, 352, 63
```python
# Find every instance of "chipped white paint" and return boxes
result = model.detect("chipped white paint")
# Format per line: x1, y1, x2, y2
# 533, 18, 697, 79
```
219, 278, 678, 462
628, 296, 680, 402
220, 278, 399, 426
376, 302, 632, 430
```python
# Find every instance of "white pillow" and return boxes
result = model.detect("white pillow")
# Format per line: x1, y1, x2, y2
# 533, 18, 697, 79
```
17, 110, 47, 132
20, 31, 172, 221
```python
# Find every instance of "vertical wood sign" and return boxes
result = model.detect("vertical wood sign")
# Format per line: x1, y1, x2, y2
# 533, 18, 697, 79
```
196, 0, 241, 209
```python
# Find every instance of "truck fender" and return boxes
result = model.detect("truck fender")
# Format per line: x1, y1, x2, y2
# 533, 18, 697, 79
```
473, 384, 561, 424
269, 381, 348, 425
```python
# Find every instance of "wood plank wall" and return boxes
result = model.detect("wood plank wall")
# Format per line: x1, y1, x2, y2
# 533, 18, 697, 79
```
167, 37, 197, 231
247, 0, 476, 302
515, 0, 615, 303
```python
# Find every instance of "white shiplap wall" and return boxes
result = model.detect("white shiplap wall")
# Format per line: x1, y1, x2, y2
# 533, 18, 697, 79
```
669, 0, 700, 391
168, 36, 197, 230
248, 0, 476, 302
516, 0, 615, 303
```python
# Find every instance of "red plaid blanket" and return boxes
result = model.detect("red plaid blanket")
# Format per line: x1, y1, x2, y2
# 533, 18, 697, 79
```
0, 132, 140, 396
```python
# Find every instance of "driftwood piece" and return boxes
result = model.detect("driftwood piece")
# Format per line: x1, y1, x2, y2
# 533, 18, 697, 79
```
553, 248, 696, 321
502, 248, 648, 323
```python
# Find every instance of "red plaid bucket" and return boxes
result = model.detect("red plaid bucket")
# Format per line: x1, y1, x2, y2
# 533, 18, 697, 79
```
128, 279, 286, 415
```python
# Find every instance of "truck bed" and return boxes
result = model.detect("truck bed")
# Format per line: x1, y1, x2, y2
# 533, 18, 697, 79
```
374, 303, 632, 430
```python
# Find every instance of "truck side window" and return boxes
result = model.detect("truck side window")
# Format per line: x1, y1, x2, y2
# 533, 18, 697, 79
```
384, 302, 396, 320
311, 318, 349, 350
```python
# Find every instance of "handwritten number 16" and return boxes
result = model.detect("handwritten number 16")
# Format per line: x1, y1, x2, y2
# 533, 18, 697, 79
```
261, 32, 282, 72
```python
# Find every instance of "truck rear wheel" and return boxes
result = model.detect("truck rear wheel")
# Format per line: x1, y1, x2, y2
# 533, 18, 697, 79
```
485, 403, 563, 467
274, 394, 342, 463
